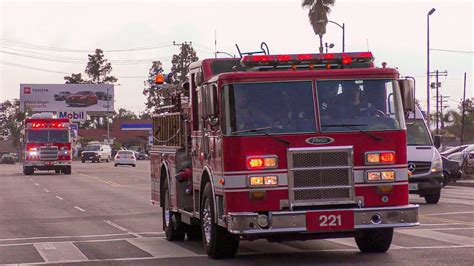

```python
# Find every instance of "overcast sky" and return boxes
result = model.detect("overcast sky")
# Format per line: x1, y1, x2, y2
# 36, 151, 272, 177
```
1, 0, 473, 115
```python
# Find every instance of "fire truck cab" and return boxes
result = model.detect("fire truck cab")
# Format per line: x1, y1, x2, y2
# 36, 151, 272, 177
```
150, 52, 419, 258
23, 113, 72, 175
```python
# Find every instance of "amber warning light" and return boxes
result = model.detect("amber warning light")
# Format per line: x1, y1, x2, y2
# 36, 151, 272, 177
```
246, 156, 278, 170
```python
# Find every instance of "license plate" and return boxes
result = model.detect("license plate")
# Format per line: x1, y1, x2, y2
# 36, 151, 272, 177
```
409, 183, 418, 191
306, 210, 354, 232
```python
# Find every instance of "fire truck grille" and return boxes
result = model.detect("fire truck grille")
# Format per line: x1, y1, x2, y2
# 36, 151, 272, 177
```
288, 147, 354, 207
40, 147, 58, 161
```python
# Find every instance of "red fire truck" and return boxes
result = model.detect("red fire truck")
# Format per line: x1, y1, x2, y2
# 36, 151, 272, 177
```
23, 113, 72, 175
150, 52, 419, 258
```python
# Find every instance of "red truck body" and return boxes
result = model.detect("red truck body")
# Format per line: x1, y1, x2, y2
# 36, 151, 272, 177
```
150, 52, 419, 258
23, 115, 72, 175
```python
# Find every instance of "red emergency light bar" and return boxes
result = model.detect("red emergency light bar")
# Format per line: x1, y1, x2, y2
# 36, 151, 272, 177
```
30, 122, 67, 129
241, 52, 374, 68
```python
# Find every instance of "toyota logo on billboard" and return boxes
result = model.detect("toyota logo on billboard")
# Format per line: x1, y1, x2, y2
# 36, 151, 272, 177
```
24, 87, 32, 94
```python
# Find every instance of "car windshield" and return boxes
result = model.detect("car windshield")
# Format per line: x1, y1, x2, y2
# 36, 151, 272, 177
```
224, 81, 316, 135
317, 79, 405, 132
27, 130, 68, 143
406, 119, 432, 146
84, 145, 100, 151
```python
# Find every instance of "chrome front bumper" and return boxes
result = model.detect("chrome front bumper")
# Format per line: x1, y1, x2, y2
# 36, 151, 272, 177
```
227, 204, 419, 235
24, 161, 71, 167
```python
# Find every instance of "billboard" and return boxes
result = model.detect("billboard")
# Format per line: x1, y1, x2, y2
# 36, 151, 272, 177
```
20, 84, 114, 113
58, 110, 87, 122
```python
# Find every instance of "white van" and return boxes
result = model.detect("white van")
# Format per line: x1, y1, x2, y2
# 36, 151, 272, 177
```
406, 107, 443, 204
81, 142, 112, 163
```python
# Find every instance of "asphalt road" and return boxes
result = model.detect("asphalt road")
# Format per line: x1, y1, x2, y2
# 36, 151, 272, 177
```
1, 161, 473, 265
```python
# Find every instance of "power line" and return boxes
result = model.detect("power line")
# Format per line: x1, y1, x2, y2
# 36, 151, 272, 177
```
0, 38, 174, 53
431, 48, 474, 55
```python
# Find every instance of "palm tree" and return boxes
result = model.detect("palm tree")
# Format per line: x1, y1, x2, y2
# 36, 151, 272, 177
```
302, 0, 336, 53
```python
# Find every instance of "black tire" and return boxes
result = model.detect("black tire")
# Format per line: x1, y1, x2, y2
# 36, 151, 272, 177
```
133, 164, 136, 167
81, 159, 85, 163
114, 164, 117, 167
425, 190, 441, 204
355, 228, 393, 253
441, 172, 450, 187
201, 183, 239, 259
162, 180, 186, 241
63, 166, 71, 175
106, 157, 110, 163
23, 166, 34, 175
55, 169, 61, 174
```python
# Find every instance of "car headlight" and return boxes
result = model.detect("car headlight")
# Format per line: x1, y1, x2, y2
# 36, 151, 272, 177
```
431, 159, 443, 173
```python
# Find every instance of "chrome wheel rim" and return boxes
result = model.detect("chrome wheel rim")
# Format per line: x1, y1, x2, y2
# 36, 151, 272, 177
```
164, 189, 170, 227
203, 198, 212, 244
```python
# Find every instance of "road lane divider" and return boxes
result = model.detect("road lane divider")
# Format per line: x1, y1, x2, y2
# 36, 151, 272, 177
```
76, 172, 123, 187
55, 196, 64, 200
74, 206, 86, 212
104, 220, 141, 238
35, 183, 39, 186
44, 188, 50, 193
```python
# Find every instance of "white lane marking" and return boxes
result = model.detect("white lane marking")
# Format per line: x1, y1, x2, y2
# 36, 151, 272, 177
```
55, 196, 63, 200
423, 211, 474, 216
0, 233, 137, 243
29, 178, 34, 181
398, 229, 474, 246
104, 220, 142, 238
35, 183, 39, 186
34, 242, 88, 262
74, 206, 86, 212
44, 188, 50, 193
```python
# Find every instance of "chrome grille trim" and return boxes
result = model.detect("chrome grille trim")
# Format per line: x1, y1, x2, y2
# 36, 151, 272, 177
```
40, 146, 58, 161
288, 146, 355, 208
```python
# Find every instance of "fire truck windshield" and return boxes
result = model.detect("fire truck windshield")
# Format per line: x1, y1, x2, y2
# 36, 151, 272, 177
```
27, 130, 69, 143
317, 79, 405, 132
224, 81, 316, 135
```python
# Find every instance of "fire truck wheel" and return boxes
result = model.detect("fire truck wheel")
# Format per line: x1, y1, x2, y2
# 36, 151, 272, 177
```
162, 180, 186, 241
63, 166, 71, 175
424, 190, 441, 204
201, 182, 239, 259
23, 166, 34, 175
355, 228, 393, 253
55, 169, 60, 174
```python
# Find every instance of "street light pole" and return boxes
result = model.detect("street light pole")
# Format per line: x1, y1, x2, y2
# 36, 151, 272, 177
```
318, 20, 345, 52
427, 8, 436, 128
106, 86, 110, 144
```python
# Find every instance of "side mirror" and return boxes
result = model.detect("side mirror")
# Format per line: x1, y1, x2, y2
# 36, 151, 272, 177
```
398, 79, 415, 112
195, 72, 204, 86
434, 135, 441, 149
182, 82, 190, 97
204, 84, 219, 118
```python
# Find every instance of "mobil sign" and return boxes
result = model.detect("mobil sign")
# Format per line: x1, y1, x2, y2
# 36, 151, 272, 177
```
58, 111, 87, 122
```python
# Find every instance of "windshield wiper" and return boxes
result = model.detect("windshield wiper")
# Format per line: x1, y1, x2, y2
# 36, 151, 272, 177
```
231, 126, 290, 146
322, 124, 383, 142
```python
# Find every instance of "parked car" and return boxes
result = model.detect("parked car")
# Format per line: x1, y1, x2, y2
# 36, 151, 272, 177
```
128, 146, 148, 160
440, 145, 468, 157
114, 150, 136, 167
81, 143, 112, 163
441, 156, 462, 187
66, 91, 98, 107
95, 91, 113, 101
54, 91, 72, 101
466, 151, 474, 174
1, 153, 15, 164
448, 144, 474, 172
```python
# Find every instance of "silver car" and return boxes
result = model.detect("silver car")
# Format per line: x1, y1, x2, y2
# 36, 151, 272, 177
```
114, 150, 136, 167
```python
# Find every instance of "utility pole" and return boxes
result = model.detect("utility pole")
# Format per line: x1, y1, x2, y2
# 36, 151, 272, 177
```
461, 72, 467, 144
429, 70, 447, 134
439, 95, 449, 134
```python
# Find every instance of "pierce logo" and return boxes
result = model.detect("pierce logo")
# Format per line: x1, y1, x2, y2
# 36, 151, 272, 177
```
24, 87, 32, 94
305, 136, 335, 145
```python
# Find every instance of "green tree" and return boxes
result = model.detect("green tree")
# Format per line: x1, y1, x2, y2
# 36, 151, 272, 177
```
143, 61, 165, 114
171, 43, 198, 84
302, 0, 336, 53
85, 49, 118, 84
64, 73, 85, 84
114, 108, 138, 120
0, 99, 30, 151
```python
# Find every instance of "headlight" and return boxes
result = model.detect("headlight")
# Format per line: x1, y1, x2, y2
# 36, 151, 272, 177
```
28, 151, 38, 156
366, 170, 395, 182
431, 159, 443, 173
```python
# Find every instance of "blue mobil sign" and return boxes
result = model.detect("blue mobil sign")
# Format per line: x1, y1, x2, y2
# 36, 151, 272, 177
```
121, 123, 152, 131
